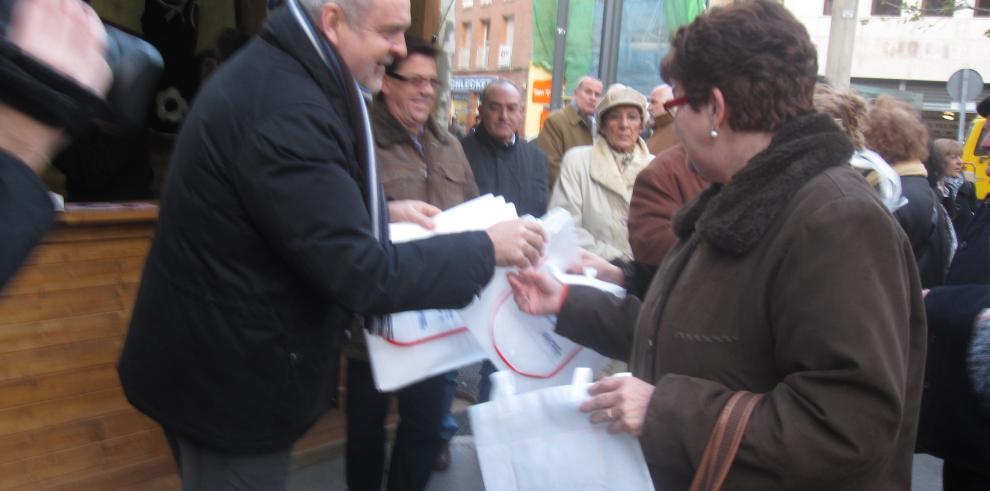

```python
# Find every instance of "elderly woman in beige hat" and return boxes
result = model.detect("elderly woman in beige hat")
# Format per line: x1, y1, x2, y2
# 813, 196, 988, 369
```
550, 84, 653, 260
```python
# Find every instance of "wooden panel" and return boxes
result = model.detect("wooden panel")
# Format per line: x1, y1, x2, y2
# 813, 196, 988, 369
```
0, 337, 123, 383
0, 410, 157, 466
21, 239, 150, 267
0, 312, 127, 354
0, 429, 165, 490
43, 224, 154, 244
33, 455, 180, 491
0, 388, 130, 437
0, 211, 349, 489
2, 257, 144, 296
0, 284, 137, 325
0, 364, 119, 411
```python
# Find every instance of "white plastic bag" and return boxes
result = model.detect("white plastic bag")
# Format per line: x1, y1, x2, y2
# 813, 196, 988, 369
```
366, 310, 488, 391
366, 195, 517, 391
469, 368, 655, 491
460, 209, 617, 393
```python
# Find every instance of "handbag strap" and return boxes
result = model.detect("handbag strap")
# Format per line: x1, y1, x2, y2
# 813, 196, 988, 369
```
688, 391, 764, 491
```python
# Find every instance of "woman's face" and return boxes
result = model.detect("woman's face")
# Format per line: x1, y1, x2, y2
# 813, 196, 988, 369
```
601, 106, 643, 153
942, 151, 963, 178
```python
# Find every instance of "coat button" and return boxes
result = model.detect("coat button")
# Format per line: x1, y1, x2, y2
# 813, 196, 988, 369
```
289, 352, 299, 363
647, 339, 654, 348
960, 241, 968, 249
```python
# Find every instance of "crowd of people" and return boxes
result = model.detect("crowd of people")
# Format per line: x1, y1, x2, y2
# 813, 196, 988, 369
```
2, 0, 990, 490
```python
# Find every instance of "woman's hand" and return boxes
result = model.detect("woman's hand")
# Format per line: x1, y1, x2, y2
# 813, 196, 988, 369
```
388, 200, 440, 229
507, 269, 566, 315
579, 375, 655, 437
567, 250, 625, 286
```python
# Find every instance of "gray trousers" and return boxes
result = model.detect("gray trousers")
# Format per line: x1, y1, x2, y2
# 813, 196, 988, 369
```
165, 429, 293, 491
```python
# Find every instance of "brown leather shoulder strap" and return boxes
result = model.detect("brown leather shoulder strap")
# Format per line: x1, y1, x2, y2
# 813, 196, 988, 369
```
688, 391, 764, 491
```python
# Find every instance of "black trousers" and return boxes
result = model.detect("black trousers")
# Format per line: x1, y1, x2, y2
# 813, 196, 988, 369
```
345, 359, 450, 491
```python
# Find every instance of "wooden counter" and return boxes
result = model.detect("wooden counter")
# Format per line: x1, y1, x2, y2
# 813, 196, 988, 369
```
0, 204, 346, 490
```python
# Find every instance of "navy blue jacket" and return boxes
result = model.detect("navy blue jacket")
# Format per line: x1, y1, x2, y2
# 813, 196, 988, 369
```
118, 8, 495, 453
461, 125, 548, 217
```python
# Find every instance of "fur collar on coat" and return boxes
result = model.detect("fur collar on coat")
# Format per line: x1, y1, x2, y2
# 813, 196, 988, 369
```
673, 113, 853, 254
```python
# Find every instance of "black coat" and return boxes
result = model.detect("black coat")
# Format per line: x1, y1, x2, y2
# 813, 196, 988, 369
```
117, 9, 495, 454
896, 174, 953, 288
919, 286, 990, 473
946, 202, 990, 285
918, 202, 990, 475
0, 150, 53, 288
460, 126, 548, 217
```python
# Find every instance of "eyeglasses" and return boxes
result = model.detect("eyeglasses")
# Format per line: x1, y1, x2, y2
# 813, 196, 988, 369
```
662, 96, 688, 117
388, 72, 442, 91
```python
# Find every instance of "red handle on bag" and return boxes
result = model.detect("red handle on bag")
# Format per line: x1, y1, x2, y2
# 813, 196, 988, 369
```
489, 289, 583, 378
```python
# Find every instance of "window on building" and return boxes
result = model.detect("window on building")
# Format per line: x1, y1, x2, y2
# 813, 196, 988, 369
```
460, 22, 473, 69
462, 0, 473, 8
477, 19, 490, 69
976, 0, 990, 17
499, 16, 514, 68
504, 16, 514, 46
824, 0, 833, 15
922, 0, 953, 16
872, 0, 901, 16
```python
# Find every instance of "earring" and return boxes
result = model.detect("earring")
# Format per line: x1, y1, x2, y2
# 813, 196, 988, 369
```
709, 128, 718, 138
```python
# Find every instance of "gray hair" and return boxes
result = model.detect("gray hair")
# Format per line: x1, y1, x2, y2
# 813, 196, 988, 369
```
299, 0, 364, 19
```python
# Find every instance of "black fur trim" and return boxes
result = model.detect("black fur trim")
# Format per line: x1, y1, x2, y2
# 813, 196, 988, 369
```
673, 113, 854, 254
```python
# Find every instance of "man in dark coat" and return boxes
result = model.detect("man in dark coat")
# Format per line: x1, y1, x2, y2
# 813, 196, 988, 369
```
461, 80, 548, 218
0, 0, 111, 287
116, 0, 545, 488
461, 80, 548, 403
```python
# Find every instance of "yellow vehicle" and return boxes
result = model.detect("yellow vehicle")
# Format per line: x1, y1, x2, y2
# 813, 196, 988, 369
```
962, 116, 990, 199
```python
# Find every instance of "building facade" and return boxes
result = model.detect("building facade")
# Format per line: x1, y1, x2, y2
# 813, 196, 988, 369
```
785, 0, 990, 139
451, 0, 534, 132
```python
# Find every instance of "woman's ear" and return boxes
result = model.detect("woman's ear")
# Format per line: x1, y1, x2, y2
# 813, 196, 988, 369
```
318, 3, 345, 45
710, 87, 729, 135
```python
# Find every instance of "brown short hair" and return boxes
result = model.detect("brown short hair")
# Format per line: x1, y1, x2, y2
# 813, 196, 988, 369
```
864, 95, 929, 164
660, 0, 818, 132
814, 84, 868, 150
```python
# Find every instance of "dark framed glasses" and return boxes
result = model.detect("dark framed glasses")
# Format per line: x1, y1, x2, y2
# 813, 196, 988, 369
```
387, 72, 442, 91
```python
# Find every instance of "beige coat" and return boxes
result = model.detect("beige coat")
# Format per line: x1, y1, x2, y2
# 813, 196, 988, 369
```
550, 137, 653, 260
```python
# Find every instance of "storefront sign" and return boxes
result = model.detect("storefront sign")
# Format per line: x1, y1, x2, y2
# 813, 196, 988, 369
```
451, 76, 497, 94
532, 79, 552, 104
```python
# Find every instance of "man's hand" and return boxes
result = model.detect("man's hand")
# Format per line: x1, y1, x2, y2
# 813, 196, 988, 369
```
579, 375, 656, 437
486, 219, 545, 269
0, 0, 112, 172
388, 200, 440, 229
9, 0, 112, 96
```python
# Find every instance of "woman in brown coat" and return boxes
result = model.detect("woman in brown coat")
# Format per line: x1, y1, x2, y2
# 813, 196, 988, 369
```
508, 1, 926, 489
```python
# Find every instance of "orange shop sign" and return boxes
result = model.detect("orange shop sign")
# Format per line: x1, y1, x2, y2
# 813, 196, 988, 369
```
532, 80, 552, 104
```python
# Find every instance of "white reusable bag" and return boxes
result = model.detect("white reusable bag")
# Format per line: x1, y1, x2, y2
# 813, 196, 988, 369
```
469, 368, 655, 491
366, 195, 518, 391
460, 209, 618, 394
